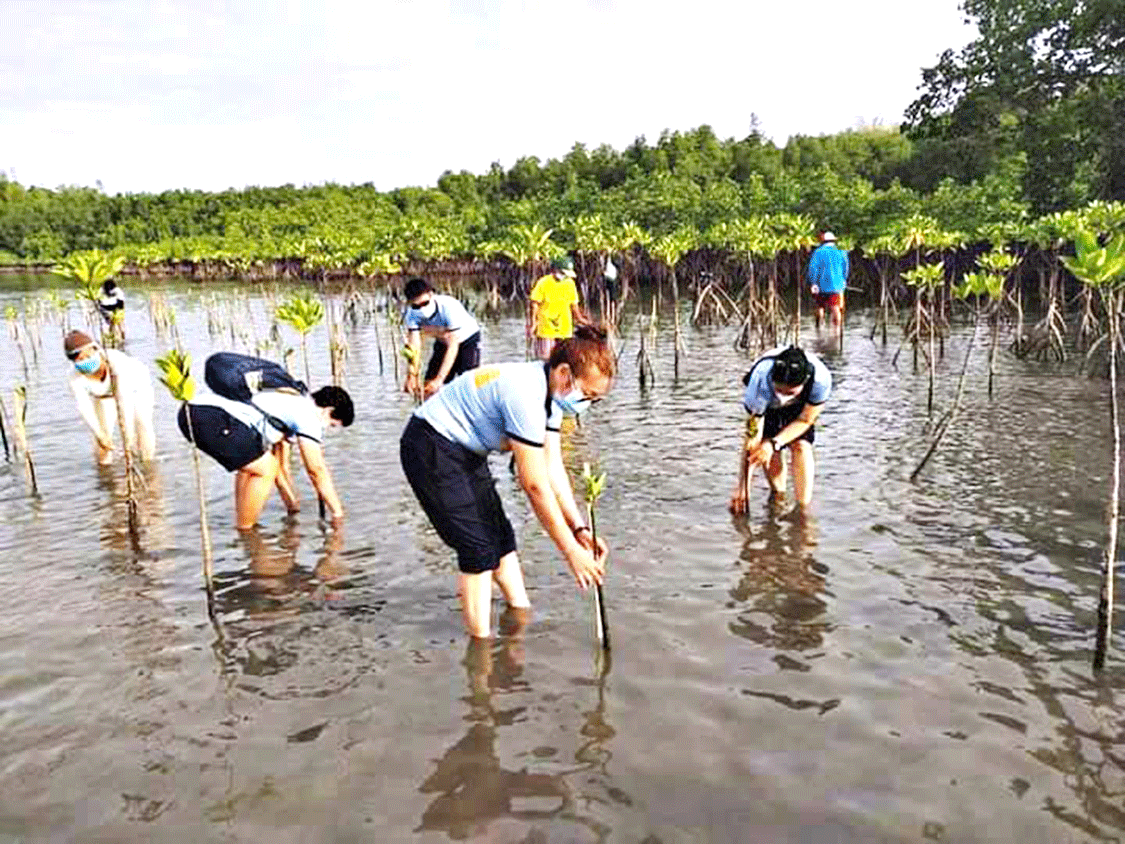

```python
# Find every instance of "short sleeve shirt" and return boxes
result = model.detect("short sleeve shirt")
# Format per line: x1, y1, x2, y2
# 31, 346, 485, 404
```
529, 274, 579, 339
807, 244, 849, 294
194, 391, 324, 446
403, 294, 481, 343
415, 361, 563, 454
742, 346, 832, 415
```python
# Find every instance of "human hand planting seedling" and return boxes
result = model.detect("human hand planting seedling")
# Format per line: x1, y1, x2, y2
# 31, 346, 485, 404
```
402, 344, 423, 404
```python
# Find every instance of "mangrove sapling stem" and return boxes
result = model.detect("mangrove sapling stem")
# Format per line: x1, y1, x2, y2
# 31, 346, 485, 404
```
793, 251, 802, 347
371, 305, 385, 375
589, 503, 609, 650
988, 310, 1000, 399
913, 288, 921, 373
582, 463, 609, 651
910, 318, 978, 482
0, 395, 10, 461
184, 406, 215, 588
672, 270, 683, 380
928, 290, 936, 417
156, 350, 214, 588
108, 362, 140, 541
12, 387, 38, 497
1094, 289, 1120, 672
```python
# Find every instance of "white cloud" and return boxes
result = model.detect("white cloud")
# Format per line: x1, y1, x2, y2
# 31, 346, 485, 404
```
1, 0, 974, 193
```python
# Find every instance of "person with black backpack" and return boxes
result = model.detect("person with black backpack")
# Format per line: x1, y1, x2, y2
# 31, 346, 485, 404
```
730, 345, 832, 513
177, 353, 355, 530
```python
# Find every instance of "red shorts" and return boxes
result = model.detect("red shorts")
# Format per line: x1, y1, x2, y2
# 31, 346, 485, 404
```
814, 292, 843, 309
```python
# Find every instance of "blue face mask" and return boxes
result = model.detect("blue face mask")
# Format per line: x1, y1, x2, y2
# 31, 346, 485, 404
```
553, 385, 591, 417
74, 354, 102, 374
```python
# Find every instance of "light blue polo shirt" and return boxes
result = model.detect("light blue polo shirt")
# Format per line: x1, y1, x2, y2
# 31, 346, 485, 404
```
191, 390, 324, 445
403, 294, 481, 343
416, 361, 563, 454
743, 346, 832, 415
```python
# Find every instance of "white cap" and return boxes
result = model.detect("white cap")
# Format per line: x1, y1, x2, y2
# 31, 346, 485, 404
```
822, 231, 837, 242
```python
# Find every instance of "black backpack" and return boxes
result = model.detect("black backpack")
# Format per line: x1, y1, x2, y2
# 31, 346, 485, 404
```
204, 352, 308, 436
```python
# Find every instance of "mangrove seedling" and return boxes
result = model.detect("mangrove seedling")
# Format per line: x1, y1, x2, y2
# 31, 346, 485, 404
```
902, 261, 945, 416
12, 386, 38, 497
1061, 229, 1125, 672
5, 306, 31, 375
276, 291, 325, 384
107, 355, 142, 542
581, 461, 610, 650
0, 394, 10, 461
52, 251, 126, 344
910, 272, 985, 482
156, 349, 215, 588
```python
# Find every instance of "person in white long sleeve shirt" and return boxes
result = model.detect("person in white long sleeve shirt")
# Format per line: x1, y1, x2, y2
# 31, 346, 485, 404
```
65, 330, 156, 465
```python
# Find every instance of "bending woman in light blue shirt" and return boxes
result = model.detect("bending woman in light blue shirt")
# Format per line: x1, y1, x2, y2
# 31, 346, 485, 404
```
730, 345, 832, 512
400, 325, 614, 638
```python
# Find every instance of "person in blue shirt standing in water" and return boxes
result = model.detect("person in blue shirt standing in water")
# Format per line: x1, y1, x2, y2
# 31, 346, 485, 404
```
807, 230, 848, 331
403, 276, 483, 400
400, 325, 614, 638
730, 345, 832, 513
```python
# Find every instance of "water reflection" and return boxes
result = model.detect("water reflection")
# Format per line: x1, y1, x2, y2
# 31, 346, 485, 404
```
207, 523, 374, 688
95, 462, 172, 569
417, 621, 570, 839
728, 508, 833, 653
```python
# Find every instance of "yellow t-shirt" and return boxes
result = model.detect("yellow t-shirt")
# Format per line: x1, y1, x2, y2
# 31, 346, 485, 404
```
529, 273, 579, 339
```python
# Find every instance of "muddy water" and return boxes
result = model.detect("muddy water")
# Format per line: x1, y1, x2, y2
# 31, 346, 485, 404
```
0, 278, 1122, 843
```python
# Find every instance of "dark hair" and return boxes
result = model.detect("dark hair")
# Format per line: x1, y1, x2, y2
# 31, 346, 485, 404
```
403, 277, 432, 300
770, 346, 811, 387
102, 279, 118, 295
548, 323, 616, 379
312, 385, 354, 427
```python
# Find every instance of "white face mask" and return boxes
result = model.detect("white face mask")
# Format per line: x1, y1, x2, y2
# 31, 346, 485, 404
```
416, 300, 437, 319
774, 386, 801, 406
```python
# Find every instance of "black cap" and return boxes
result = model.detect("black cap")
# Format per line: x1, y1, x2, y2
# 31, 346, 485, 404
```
771, 346, 811, 387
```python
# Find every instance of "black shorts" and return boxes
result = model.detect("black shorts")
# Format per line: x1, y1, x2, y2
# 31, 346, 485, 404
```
763, 402, 816, 447
400, 416, 516, 574
425, 333, 481, 383
178, 404, 268, 472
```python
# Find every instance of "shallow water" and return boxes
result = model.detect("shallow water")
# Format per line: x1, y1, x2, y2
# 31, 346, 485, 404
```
0, 278, 1122, 843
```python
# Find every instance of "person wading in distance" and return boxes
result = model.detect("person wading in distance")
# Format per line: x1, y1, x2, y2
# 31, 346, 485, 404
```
400, 324, 614, 638
64, 330, 156, 465
178, 379, 354, 530
402, 276, 483, 400
528, 256, 582, 361
808, 230, 849, 331
730, 345, 833, 512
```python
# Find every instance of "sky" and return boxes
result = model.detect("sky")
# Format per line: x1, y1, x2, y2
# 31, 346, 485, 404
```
0, 0, 975, 195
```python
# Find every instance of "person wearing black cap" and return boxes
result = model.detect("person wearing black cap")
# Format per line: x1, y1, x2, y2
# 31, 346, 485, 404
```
730, 345, 833, 512
178, 382, 354, 530
98, 279, 125, 330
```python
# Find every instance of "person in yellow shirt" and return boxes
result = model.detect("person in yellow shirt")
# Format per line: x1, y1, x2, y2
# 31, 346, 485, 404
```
528, 256, 582, 360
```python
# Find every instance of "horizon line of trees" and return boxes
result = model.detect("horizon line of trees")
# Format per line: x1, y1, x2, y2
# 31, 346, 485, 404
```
0, 118, 1093, 271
